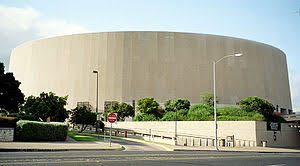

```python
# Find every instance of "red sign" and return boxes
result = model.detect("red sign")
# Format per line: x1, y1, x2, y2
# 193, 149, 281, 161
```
107, 113, 117, 123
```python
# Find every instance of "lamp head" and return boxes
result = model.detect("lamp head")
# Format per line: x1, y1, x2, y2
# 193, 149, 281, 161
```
234, 53, 243, 57
93, 70, 98, 73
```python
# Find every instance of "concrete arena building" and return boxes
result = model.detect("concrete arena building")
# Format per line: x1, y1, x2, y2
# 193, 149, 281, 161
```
9, 31, 292, 113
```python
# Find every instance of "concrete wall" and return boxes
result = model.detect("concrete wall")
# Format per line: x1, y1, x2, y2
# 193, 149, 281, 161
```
9, 32, 292, 111
255, 121, 300, 147
108, 121, 300, 147
0, 128, 14, 142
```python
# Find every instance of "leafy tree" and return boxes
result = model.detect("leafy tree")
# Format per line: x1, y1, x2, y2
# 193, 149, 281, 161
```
0, 62, 24, 114
199, 93, 216, 107
166, 98, 190, 112
238, 96, 275, 120
133, 113, 157, 121
70, 106, 96, 132
161, 109, 188, 121
105, 102, 135, 121
187, 103, 214, 121
137, 97, 159, 116
20, 92, 68, 122
164, 100, 171, 108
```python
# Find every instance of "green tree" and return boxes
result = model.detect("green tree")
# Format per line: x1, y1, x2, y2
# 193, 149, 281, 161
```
166, 98, 190, 112
133, 113, 157, 121
137, 97, 160, 116
105, 102, 135, 121
187, 103, 214, 121
238, 96, 275, 120
161, 109, 188, 121
0, 62, 24, 114
20, 92, 68, 122
164, 100, 171, 108
70, 106, 96, 132
199, 93, 216, 107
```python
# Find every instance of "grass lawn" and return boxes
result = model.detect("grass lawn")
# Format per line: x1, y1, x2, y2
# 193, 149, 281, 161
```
68, 134, 103, 141
68, 131, 124, 138
67, 131, 171, 145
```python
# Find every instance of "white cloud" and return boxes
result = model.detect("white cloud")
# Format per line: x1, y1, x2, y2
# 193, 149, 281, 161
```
36, 20, 88, 37
0, 6, 40, 32
290, 73, 300, 112
0, 5, 89, 71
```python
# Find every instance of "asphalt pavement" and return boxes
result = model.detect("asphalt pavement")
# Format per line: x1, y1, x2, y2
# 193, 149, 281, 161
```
1, 150, 300, 166
109, 137, 166, 151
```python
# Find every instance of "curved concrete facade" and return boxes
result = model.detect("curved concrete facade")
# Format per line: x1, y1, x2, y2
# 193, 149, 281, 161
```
9, 31, 292, 112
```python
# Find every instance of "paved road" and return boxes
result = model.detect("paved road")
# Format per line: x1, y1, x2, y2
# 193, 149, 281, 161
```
110, 137, 165, 151
1, 151, 300, 166
76, 134, 165, 151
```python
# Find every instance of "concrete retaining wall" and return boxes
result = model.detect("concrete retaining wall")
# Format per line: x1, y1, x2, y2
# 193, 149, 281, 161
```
0, 128, 14, 142
255, 121, 300, 147
106, 121, 300, 147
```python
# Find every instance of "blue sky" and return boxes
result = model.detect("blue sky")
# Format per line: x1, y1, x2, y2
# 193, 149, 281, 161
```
0, 0, 299, 110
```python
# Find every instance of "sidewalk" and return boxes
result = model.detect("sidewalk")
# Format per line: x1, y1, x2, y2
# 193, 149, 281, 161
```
160, 144, 300, 153
119, 137, 300, 153
0, 136, 123, 152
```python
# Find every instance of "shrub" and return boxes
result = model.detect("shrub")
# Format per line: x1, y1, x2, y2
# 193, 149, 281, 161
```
133, 113, 157, 121
105, 102, 135, 121
160, 111, 176, 121
186, 104, 214, 121
20, 92, 69, 122
160, 109, 188, 121
137, 98, 160, 116
200, 93, 216, 107
216, 106, 265, 121
166, 99, 190, 112
189, 103, 214, 114
239, 96, 275, 121
15, 120, 68, 141
187, 109, 213, 121
0, 117, 19, 128
70, 106, 96, 133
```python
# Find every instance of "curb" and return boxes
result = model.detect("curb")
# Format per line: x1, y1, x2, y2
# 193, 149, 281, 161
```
171, 148, 300, 153
0, 145, 123, 152
120, 137, 174, 151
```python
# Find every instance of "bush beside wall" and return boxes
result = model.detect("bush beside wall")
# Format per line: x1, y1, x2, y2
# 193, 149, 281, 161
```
15, 120, 68, 141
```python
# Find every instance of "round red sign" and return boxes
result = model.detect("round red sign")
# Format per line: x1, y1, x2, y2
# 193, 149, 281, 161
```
107, 113, 117, 123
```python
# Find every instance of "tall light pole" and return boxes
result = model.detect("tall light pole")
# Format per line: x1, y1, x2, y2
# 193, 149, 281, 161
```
213, 53, 243, 150
93, 70, 99, 134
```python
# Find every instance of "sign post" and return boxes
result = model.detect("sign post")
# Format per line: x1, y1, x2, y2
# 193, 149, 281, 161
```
107, 113, 117, 147
96, 113, 101, 139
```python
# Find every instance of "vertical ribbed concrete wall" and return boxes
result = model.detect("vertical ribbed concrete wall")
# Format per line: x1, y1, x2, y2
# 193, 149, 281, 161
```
9, 31, 292, 111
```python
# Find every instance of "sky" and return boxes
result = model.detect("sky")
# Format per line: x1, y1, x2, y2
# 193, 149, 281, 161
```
0, 0, 299, 111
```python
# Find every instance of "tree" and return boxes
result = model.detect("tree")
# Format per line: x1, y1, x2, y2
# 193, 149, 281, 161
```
70, 106, 96, 132
105, 102, 135, 121
164, 100, 171, 108
133, 113, 157, 121
238, 96, 275, 120
20, 92, 68, 122
137, 97, 160, 116
0, 62, 24, 114
166, 98, 190, 112
199, 93, 215, 107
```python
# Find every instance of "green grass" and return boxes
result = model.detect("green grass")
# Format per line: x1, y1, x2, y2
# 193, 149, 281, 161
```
68, 134, 103, 141
68, 131, 172, 145
68, 131, 125, 139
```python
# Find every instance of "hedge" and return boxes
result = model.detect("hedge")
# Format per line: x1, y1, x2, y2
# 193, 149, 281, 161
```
15, 120, 68, 141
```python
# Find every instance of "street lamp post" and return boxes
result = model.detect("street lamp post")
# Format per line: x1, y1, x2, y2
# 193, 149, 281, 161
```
93, 70, 99, 134
213, 53, 243, 150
